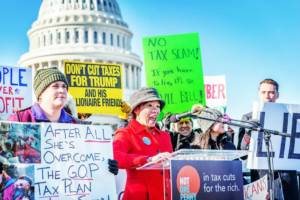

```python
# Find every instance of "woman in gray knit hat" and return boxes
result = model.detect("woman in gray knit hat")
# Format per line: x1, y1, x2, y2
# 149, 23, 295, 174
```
113, 87, 173, 200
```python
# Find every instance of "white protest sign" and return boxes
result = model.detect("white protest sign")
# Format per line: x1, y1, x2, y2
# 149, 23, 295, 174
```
0, 66, 32, 120
35, 123, 117, 199
247, 102, 300, 171
243, 175, 268, 200
204, 75, 226, 112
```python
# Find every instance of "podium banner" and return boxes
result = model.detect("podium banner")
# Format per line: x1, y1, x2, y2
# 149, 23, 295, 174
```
170, 160, 243, 200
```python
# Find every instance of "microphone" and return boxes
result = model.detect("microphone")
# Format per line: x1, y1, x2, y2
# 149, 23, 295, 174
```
169, 111, 194, 123
168, 107, 213, 123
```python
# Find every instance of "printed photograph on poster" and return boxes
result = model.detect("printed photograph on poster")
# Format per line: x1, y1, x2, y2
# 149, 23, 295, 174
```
0, 122, 41, 164
0, 163, 35, 200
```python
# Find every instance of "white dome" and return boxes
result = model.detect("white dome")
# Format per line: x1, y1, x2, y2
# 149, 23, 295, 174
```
38, 0, 124, 20
18, 0, 142, 125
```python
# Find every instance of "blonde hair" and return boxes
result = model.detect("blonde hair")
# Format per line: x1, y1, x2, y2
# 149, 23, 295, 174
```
192, 129, 212, 149
192, 126, 226, 150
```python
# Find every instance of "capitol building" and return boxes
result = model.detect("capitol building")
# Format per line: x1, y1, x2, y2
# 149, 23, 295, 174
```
18, 0, 142, 124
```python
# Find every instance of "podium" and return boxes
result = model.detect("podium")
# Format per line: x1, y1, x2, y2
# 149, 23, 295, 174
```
137, 150, 248, 200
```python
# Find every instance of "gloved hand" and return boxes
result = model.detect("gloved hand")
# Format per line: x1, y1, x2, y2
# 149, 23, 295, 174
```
119, 100, 131, 120
108, 159, 119, 175
161, 112, 172, 131
121, 101, 131, 114
191, 104, 205, 114
223, 113, 231, 123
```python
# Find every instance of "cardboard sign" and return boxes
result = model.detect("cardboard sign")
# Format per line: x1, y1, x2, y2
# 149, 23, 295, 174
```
0, 122, 117, 199
243, 175, 268, 200
171, 160, 243, 200
247, 102, 300, 171
64, 61, 123, 116
143, 33, 206, 118
204, 75, 227, 112
34, 123, 117, 199
0, 66, 32, 120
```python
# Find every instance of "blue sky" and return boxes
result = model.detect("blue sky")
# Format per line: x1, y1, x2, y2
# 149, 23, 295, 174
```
1, 0, 299, 119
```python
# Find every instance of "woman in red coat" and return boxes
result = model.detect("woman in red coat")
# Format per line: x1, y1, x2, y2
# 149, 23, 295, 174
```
113, 87, 173, 200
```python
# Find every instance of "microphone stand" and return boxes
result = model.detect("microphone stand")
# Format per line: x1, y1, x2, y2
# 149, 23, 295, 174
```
191, 113, 291, 200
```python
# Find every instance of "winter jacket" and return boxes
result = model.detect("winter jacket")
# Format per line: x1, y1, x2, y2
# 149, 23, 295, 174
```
113, 119, 173, 200
8, 103, 78, 123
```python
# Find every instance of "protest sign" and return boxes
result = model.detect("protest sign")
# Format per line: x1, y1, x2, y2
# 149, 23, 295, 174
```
243, 174, 268, 200
0, 66, 32, 120
171, 160, 243, 200
35, 123, 117, 199
0, 121, 41, 164
64, 61, 123, 116
143, 33, 206, 118
247, 102, 300, 171
204, 75, 227, 113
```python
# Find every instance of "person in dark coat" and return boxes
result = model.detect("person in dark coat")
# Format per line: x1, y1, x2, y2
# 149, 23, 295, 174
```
238, 78, 299, 200
169, 118, 200, 151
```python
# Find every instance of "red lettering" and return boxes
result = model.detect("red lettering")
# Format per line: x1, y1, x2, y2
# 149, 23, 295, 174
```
205, 84, 212, 99
0, 86, 13, 95
0, 97, 24, 113
256, 179, 265, 193
218, 84, 225, 99
251, 184, 258, 194
212, 84, 217, 99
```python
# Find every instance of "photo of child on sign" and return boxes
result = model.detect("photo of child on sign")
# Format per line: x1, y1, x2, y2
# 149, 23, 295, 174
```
0, 122, 41, 164
0, 163, 35, 200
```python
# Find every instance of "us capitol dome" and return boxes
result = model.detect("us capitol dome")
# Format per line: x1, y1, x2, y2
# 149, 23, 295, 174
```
18, 0, 142, 124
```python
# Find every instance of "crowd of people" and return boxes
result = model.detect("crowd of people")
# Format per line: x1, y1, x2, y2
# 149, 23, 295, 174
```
0, 66, 298, 200
113, 78, 299, 200
1, 67, 118, 200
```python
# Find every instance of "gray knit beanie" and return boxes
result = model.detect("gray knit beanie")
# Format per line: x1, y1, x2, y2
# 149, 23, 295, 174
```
129, 87, 165, 113
197, 108, 223, 133
34, 67, 68, 98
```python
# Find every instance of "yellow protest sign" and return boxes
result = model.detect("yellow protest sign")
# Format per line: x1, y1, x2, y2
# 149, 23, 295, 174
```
64, 61, 123, 116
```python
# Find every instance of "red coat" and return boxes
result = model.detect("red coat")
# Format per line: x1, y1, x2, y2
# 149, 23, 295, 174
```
113, 119, 173, 200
